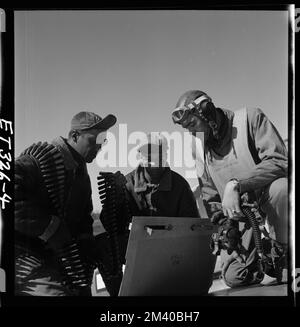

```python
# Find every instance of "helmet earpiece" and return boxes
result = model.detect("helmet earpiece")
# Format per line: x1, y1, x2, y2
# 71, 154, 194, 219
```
189, 94, 212, 112
192, 96, 219, 140
202, 100, 215, 114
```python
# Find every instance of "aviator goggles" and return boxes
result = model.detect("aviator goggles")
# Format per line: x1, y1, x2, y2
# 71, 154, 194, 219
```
171, 94, 212, 125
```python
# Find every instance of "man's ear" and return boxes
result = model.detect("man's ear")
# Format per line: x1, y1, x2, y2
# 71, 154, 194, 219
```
71, 130, 79, 143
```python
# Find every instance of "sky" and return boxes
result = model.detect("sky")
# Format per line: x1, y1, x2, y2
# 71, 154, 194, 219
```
14, 9, 289, 213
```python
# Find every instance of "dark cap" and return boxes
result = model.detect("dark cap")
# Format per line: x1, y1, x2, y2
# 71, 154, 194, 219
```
71, 111, 117, 131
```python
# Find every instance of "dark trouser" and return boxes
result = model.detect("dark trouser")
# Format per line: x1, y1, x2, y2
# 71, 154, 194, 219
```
221, 178, 288, 287
259, 177, 288, 244
220, 228, 264, 288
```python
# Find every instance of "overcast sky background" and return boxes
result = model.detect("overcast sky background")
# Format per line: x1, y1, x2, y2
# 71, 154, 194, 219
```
14, 10, 289, 213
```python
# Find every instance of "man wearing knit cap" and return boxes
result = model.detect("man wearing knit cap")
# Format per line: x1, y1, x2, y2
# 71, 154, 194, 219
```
99, 132, 200, 295
15, 111, 117, 296
125, 132, 199, 217
172, 90, 288, 288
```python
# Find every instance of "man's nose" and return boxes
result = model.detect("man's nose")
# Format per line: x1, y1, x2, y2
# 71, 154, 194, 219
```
182, 121, 190, 129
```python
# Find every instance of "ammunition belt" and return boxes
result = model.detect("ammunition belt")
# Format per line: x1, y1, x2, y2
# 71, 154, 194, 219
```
22, 142, 65, 217
20, 142, 93, 290
97, 171, 130, 278
56, 242, 95, 291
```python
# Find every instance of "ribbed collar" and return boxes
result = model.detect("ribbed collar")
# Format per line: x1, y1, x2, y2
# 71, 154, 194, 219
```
133, 165, 172, 193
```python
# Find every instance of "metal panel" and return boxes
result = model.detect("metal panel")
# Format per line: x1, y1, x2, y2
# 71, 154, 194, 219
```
119, 216, 217, 296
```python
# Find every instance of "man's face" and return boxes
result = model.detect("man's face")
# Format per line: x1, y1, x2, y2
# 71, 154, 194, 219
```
181, 113, 211, 141
174, 98, 211, 139
139, 146, 168, 168
76, 129, 107, 163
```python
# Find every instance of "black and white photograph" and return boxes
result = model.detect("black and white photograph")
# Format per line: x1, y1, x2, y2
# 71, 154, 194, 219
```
0, 5, 298, 314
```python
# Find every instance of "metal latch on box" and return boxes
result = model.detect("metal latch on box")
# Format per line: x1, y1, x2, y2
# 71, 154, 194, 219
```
144, 224, 173, 236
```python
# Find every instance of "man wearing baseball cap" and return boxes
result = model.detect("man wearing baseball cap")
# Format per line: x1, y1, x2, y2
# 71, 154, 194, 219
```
15, 111, 116, 296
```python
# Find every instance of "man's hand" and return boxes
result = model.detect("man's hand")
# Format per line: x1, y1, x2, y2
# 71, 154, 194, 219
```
221, 180, 243, 219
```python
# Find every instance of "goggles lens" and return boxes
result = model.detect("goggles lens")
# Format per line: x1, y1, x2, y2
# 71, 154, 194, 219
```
172, 94, 212, 125
172, 106, 191, 124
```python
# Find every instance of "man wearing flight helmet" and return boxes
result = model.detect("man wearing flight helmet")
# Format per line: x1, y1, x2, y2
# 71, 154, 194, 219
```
172, 90, 288, 287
